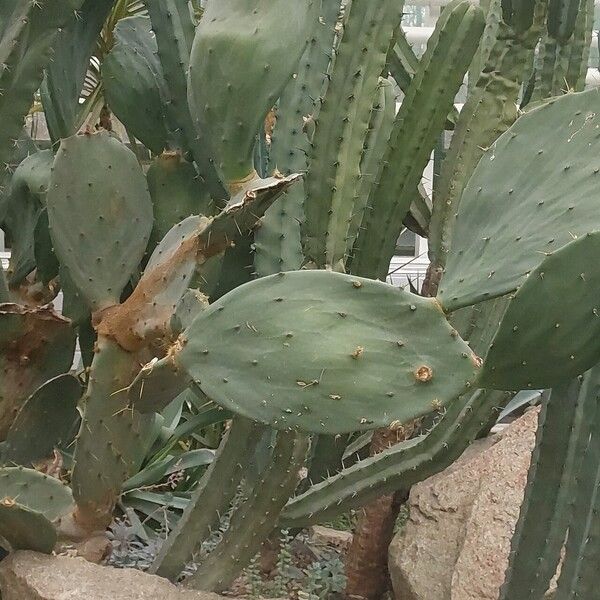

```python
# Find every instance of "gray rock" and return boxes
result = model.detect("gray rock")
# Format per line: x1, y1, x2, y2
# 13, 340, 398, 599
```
389, 409, 542, 600
0, 551, 226, 600
309, 525, 353, 551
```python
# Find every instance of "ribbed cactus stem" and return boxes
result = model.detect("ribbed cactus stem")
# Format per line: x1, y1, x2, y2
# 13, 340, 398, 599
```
565, 0, 594, 92
429, 0, 544, 274
468, 0, 501, 90
554, 372, 600, 597
500, 374, 596, 600
254, 0, 341, 277
185, 430, 309, 592
150, 418, 265, 581
350, 0, 485, 280
302, 0, 404, 271
280, 389, 508, 528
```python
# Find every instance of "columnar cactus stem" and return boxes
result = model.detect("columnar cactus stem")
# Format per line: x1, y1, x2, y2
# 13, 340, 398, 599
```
280, 389, 508, 527
350, 0, 485, 280
150, 417, 265, 581
254, 0, 341, 277
186, 429, 309, 592
428, 0, 543, 275
554, 378, 600, 597
302, 0, 404, 271
500, 375, 595, 600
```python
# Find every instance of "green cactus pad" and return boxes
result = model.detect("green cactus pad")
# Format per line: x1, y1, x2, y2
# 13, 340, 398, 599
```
438, 89, 600, 312
0, 304, 75, 440
102, 16, 171, 155
0, 466, 74, 521
188, 0, 314, 184
42, 0, 116, 142
1, 374, 82, 466
480, 231, 600, 390
3, 150, 53, 286
147, 152, 214, 250
174, 271, 480, 434
0, 501, 57, 553
47, 131, 154, 311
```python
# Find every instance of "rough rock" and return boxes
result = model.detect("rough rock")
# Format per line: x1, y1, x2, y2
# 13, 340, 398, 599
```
0, 551, 226, 600
309, 525, 353, 551
389, 409, 541, 600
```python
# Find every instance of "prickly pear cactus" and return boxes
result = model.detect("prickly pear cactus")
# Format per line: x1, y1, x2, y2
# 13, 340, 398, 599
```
102, 16, 171, 155
0, 466, 74, 553
1, 374, 81, 466
0, 467, 74, 520
0, 500, 57, 553
188, 0, 315, 186
438, 90, 600, 312
161, 271, 480, 434
47, 131, 154, 312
